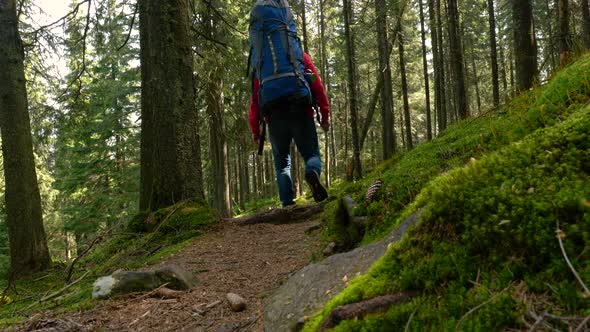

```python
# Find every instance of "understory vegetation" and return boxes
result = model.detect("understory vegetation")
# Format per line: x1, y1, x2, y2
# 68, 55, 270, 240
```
0, 200, 218, 326
305, 55, 590, 330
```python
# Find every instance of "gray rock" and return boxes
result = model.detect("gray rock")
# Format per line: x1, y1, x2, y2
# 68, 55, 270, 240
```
264, 212, 421, 332
226, 292, 247, 312
92, 264, 196, 299
155, 265, 197, 290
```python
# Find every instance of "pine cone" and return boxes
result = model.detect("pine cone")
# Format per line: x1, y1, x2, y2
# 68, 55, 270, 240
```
366, 179, 384, 203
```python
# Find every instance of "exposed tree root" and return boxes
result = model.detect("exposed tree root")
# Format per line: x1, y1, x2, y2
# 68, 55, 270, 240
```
319, 291, 419, 331
342, 195, 368, 227
225, 203, 326, 225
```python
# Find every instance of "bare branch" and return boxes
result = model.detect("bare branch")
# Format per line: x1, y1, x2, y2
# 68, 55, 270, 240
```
556, 222, 590, 297
26, 0, 91, 37
117, 2, 138, 51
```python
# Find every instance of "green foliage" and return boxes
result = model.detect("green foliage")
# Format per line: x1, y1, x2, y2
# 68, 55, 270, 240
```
305, 55, 590, 331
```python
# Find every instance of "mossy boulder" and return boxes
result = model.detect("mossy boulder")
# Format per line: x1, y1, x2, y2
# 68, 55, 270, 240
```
305, 56, 590, 331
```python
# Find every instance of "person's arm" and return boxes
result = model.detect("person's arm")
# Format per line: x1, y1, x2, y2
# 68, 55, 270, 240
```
303, 53, 330, 131
249, 77, 261, 144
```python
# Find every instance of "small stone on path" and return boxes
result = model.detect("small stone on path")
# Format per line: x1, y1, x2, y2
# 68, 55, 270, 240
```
226, 292, 247, 312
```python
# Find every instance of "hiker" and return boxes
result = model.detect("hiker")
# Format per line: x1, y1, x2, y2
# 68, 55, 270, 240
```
248, 51, 330, 207
247, 0, 330, 207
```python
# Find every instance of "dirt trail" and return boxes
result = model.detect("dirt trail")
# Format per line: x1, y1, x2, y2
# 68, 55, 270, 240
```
71, 218, 322, 332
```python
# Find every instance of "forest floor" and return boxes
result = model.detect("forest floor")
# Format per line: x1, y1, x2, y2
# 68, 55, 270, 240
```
26, 217, 323, 332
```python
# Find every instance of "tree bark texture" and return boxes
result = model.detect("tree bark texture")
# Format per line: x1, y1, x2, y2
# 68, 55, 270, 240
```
487, 0, 500, 107
375, 0, 396, 158
343, 0, 362, 179
447, 0, 468, 119
0, 0, 51, 276
138, 0, 203, 211
512, 0, 538, 91
418, 0, 432, 141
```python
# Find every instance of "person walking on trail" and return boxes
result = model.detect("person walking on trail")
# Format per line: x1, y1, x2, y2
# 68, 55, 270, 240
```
247, 0, 329, 207
248, 51, 330, 207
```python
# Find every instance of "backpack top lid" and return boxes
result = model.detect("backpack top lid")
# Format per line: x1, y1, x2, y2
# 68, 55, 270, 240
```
253, 0, 290, 9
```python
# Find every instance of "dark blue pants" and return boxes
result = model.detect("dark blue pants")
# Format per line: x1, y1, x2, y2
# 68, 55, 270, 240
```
268, 112, 321, 207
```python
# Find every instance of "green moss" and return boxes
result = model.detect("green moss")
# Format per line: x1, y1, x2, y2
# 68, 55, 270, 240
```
324, 56, 590, 251
305, 55, 590, 331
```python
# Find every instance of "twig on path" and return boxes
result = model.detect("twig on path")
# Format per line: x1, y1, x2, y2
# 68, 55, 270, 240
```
455, 283, 512, 332
556, 222, 590, 297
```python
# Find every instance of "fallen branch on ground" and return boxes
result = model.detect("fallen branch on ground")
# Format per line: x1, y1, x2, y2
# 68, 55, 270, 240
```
225, 203, 326, 225
556, 222, 590, 297
319, 291, 419, 331
19, 271, 90, 315
65, 235, 104, 283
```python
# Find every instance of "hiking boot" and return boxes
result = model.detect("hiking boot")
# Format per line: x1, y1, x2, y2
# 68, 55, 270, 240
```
305, 170, 328, 203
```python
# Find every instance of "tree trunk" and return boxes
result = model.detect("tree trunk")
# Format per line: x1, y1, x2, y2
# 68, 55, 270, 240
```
419, 0, 432, 141
204, 6, 231, 217
558, 0, 571, 65
375, 0, 396, 158
330, 116, 336, 179
343, 0, 362, 179
238, 145, 246, 210
434, 0, 447, 132
252, 152, 258, 196
0, 0, 51, 277
300, 0, 309, 53
264, 152, 272, 197
499, 39, 508, 100
544, 0, 558, 73
470, 50, 482, 114
487, 0, 500, 107
360, 77, 383, 151
398, 30, 413, 150
512, 0, 538, 91
139, 0, 203, 211
582, 0, 590, 49
447, 0, 468, 119
319, 0, 331, 187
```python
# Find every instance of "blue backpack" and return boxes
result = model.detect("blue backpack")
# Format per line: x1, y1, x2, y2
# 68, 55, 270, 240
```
248, 0, 312, 115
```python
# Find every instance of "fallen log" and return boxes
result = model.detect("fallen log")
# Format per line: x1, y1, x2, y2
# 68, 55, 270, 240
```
319, 291, 420, 331
226, 203, 326, 225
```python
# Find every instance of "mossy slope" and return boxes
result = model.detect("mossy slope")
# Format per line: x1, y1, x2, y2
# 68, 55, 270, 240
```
306, 56, 590, 330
